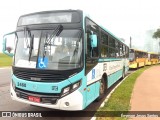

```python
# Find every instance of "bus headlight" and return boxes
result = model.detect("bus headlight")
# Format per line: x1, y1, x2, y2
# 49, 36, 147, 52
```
72, 81, 81, 90
62, 86, 70, 96
61, 80, 81, 97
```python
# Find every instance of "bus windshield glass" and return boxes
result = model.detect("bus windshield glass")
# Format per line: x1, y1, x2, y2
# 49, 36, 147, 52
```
129, 49, 135, 61
14, 29, 82, 70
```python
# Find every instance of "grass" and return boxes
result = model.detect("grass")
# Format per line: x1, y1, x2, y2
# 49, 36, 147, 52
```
0, 53, 12, 67
95, 66, 151, 120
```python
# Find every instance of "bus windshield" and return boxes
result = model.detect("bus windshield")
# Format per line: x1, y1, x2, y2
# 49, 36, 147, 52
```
129, 50, 135, 61
14, 29, 82, 70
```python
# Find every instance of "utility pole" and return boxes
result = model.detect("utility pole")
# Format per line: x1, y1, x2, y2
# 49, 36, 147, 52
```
159, 39, 160, 54
130, 36, 132, 48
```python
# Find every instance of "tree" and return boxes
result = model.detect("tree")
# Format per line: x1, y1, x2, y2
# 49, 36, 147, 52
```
153, 28, 160, 53
153, 28, 160, 39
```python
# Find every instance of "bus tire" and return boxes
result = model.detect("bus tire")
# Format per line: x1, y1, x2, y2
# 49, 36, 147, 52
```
122, 67, 125, 79
137, 63, 139, 69
96, 77, 106, 102
120, 67, 125, 80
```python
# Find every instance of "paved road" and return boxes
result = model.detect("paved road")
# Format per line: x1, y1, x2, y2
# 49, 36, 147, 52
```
0, 67, 108, 120
130, 66, 160, 120
0, 67, 11, 87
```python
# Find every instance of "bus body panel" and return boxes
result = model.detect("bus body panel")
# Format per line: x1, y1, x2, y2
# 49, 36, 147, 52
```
84, 58, 129, 107
151, 59, 158, 65
129, 62, 138, 68
12, 68, 90, 110
146, 61, 152, 65
145, 58, 151, 66
12, 75, 70, 93
86, 58, 129, 97
12, 69, 85, 93
85, 82, 100, 106
148, 52, 159, 65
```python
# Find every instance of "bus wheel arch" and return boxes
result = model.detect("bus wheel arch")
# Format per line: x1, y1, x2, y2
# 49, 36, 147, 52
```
102, 73, 108, 90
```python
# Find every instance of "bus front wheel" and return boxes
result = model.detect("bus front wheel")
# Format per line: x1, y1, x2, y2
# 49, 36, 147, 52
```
96, 77, 106, 101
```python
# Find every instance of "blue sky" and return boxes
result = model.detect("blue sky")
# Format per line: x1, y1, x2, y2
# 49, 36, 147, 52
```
0, 0, 160, 51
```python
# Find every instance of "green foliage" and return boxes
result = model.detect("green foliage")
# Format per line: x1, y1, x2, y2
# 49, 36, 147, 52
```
0, 53, 12, 67
95, 66, 151, 120
153, 28, 160, 39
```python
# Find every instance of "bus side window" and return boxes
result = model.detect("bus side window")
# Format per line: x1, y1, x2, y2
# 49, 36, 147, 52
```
123, 45, 126, 58
86, 32, 98, 58
115, 41, 119, 58
85, 18, 99, 74
100, 30, 108, 58
86, 32, 91, 58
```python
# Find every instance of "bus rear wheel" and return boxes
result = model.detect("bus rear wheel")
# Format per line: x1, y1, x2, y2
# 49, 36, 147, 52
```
122, 68, 125, 79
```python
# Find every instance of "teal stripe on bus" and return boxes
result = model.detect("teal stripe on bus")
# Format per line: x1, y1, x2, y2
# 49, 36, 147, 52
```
12, 75, 71, 93
107, 69, 123, 88
99, 58, 123, 62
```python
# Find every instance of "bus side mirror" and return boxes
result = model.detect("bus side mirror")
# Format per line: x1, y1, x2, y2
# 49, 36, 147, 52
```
2, 32, 16, 57
90, 34, 97, 48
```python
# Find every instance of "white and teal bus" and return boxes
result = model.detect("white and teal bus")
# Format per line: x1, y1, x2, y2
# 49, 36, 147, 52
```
2, 10, 129, 110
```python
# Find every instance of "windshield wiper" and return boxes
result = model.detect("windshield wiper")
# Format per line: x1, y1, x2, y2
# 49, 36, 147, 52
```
73, 31, 82, 56
45, 25, 63, 45
24, 27, 31, 48
28, 34, 34, 61
43, 25, 63, 60
24, 27, 34, 61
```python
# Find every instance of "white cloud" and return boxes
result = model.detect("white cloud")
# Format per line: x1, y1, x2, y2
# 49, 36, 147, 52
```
0, 0, 160, 51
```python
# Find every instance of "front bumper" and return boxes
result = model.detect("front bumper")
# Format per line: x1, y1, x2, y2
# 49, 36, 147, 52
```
10, 84, 83, 110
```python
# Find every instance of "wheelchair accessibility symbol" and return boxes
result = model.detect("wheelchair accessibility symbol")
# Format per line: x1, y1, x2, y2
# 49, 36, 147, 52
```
92, 69, 95, 79
38, 57, 48, 69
